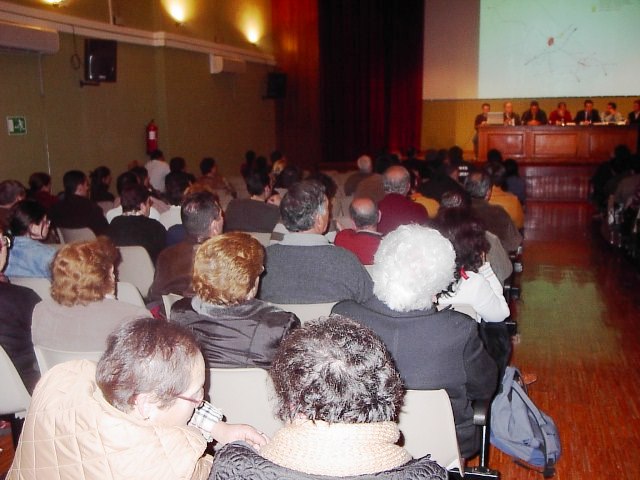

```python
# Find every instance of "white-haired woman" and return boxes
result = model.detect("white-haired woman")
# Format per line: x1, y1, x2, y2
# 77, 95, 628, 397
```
333, 225, 498, 459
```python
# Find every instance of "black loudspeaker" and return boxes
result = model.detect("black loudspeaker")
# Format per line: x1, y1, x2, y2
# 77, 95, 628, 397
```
84, 39, 117, 82
266, 72, 287, 99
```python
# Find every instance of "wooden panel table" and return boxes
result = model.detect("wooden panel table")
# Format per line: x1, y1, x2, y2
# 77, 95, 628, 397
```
477, 125, 639, 201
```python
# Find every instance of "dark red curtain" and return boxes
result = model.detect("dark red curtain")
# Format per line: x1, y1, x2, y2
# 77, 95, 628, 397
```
319, 0, 424, 164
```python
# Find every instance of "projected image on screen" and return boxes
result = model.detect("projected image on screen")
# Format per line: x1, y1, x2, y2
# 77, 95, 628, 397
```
479, 0, 639, 98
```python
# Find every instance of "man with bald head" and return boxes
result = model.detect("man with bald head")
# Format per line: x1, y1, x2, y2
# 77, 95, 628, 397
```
377, 166, 429, 235
334, 197, 382, 265
343, 155, 373, 196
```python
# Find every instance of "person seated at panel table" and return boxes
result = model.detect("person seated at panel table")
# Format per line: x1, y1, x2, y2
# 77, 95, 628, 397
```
211, 315, 447, 479
627, 99, 640, 125
521, 100, 547, 125
502, 101, 521, 126
602, 101, 625, 124
548, 101, 573, 125
8, 318, 268, 479
574, 98, 601, 125
171, 232, 300, 368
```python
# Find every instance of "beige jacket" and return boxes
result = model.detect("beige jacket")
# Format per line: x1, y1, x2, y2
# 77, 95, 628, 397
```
8, 360, 212, 480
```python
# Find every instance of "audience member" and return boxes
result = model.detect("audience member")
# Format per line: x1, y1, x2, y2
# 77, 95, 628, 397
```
504, 159, 527, 205
27, 172, 57, 212
31, 237, 150, 353
332, 225, 498, 458
216, 316, 448, 479
0, 226, 41, 392
259, 181, 372, 304
197, 157, 236, 207
161, 167, 192, 229
171, 232, 300, 368
343, 154, 373, 196
408, 167, 440, 217
5, 200, 56, 278
0, 179, 26, 230
521, 100, 547, 125
377, 165, 429, 235
334, 197, 382, 265
548, 101, 572, 125
272, 165, 301, 197
240, 149, 257, 178
484, 160, 525, 229
354, 153, 391, 202
148, 191, 223, 303
49, 170, 109, 235
465, 172, 523, 252
503, 101, 521, 126
419, 162, 468, 202
602, 101, 624, 123
106, 184, 167, 263
574, 99, 601, 125
8, 318, 267, 479
224, 170, 280, 233
145, 148, 170, 192
106, 171, 161, 223
131, 165, 170, 213
89, 166, 115, 203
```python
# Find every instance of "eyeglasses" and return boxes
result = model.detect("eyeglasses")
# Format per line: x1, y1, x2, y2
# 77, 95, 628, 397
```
0, 233, 13, 249
176, 388, 205, 409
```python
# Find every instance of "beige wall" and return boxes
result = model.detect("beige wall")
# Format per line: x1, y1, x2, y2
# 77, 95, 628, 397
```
0, 1, 276, 188
421, 96, 638, 158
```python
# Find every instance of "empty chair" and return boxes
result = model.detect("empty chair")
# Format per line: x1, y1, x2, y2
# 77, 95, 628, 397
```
8, 276, 52, 301
208, 367, 282, 437
116, 281, 145, 307
268, 302, 336, 323
118, 246, 155, 298
58, 227, 96, 243
33, 345, 102, 375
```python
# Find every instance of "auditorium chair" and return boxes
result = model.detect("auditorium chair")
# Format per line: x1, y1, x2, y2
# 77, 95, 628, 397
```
8, 276, 52, 301
0, 345, 31, 447
118, 246, 155, 299
268, 302, 337, 323
57, 227, 96, 244
33, 345, 102, 375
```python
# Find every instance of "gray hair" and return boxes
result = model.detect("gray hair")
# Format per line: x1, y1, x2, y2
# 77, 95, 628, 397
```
383, 166, 410, 194
464, 172, 492, 199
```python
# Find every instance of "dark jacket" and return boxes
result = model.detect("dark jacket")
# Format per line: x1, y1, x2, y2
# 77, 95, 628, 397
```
171, 297, 300, 368
332, 297, 498, 458
107, 215, 167, 263
49, 193, 109, 235
211, 442, 447, 480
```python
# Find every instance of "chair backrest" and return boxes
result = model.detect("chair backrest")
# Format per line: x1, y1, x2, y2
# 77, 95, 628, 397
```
116, 281, 146, 307
268, 302, 336, 323
58, 227, 97, 243
8, 276, 52, 301
33, 345, 103, 375
208, 367, 283, 437
0, 346, 31, 418
246, 232, 272, 247
162, 293, 184, 320
398, 389, 463, 472
97, 200, 114, 215
118, 246, 155, 298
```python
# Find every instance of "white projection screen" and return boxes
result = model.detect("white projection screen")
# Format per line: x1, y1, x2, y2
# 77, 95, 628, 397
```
423, 0, 640, 100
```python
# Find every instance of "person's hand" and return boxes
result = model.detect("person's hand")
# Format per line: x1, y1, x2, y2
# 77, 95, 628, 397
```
210, 422, 269, 450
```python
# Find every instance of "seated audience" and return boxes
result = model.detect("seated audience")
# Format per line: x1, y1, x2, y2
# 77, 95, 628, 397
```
89, 166, 115, 203
8, 318, 267, 479
503, 101, 521, 126
5, 200, 56, 278
148, 191, 223, 303
106, 184, 167, 263
334, 197, 382, 265
272, 165, 301, 197
145, 148, 170, 193
574, 99, 601, 125
408, 167, 440, 218
224, 170, 280, 233
259, 181, 373, 304
197, 157, 236, 207
49, 170, 109, 235
354, 154, 392, 203
0, 179, 26, 230
548, 101, 572, 125
521, 100, 547, 125
602, 101, 624, 123
161, 167, 192, 229
0, 226, 41, 392
172, 232, 300, 368
31, 237, 150, 353
419, 162, 468, 203
131, 165, 170, 213
377, 165, 429, 235
27, 172, 58, 212
465, 172, 522, 252
212, 315, 445, 479
333, 225, 498, 458
343, 154, 374, 196
484, 160, 525, 230
504, 159, 527, 205
434, 209, 510, 323
106, 171, 161, 223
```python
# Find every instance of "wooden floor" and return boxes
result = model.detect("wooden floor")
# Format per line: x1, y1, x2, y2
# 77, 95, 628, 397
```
1, 201, 639, 478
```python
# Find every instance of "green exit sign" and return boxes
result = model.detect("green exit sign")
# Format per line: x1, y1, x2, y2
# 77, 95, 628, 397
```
7, 116, 27, 135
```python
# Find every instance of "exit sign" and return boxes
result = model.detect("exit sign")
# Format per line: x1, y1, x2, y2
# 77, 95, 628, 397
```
7, 116, 27, 135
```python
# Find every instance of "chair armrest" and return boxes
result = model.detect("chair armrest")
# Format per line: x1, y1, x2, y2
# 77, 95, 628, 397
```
472, 399, 491, 426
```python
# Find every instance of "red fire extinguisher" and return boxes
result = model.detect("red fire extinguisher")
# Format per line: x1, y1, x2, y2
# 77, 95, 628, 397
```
146, 119, 158, 154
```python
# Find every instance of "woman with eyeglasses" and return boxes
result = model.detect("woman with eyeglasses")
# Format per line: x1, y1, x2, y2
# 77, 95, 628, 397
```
4, 199, 57, 279
0, 227, 41, 393
8, 318, 268, 479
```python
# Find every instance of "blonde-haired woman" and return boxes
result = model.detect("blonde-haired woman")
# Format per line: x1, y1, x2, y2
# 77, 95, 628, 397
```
31, 237, 150, 353
171, 232, 299, 368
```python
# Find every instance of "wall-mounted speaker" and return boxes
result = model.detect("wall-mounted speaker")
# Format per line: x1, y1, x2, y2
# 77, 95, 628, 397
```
84, 39, 117, 83
265, 72, 287, 99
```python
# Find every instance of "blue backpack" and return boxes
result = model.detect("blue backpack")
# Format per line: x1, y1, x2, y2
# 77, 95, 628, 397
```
490, 367, 561, 478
